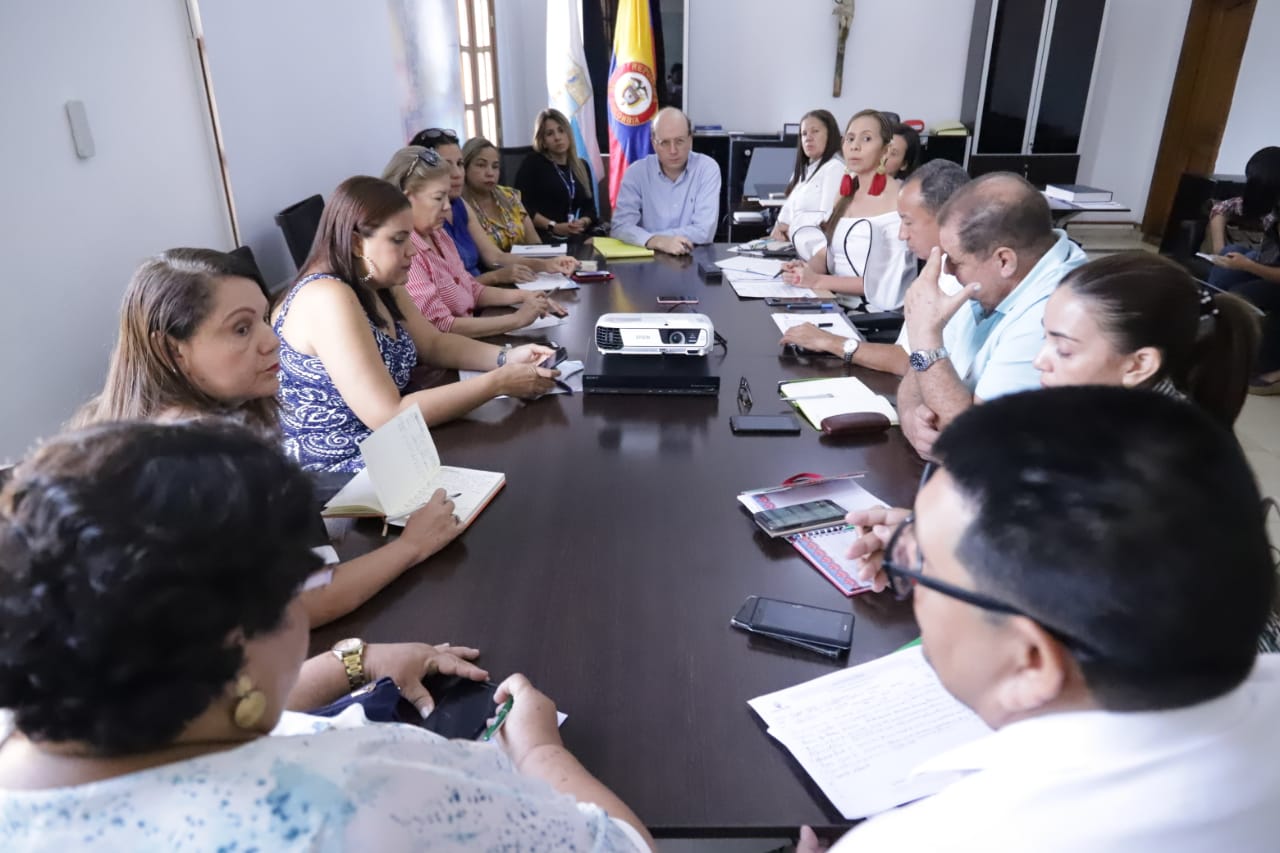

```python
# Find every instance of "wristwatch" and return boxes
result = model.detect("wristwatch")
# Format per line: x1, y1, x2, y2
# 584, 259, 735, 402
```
331, 637, 367, 690
841, 337, 860, 365
909, 347, 950, 372
496, 343, 512, 367
546, 219, 556, 231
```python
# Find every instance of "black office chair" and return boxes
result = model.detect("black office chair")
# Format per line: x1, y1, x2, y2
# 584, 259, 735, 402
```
498, 146, 534, 185
274, 194, 324, 270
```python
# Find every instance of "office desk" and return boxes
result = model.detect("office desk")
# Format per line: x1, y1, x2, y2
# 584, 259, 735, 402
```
310, 246, 924, 838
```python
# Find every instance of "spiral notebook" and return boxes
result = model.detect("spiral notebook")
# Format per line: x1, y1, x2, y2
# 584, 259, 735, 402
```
738, 474, 887, 596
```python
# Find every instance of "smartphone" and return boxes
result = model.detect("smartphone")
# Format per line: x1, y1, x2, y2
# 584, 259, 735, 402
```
420, 676, 500, 740
730, 414, 801, 434
657, 295, 700, 304
752, 499, 847, 535
765, 296, 825, 306
697, 260, 723, 280
539, 344, 567, 369
572, 270, 614, 283
731, 595, 853, 651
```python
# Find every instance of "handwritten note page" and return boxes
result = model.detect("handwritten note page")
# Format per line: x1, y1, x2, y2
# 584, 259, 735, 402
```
748, 646, 990, 818
725, 270, 817, 299
358, 407, 442, 520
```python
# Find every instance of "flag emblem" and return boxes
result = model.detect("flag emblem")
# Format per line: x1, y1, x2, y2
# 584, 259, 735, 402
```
608, 61, 656, 126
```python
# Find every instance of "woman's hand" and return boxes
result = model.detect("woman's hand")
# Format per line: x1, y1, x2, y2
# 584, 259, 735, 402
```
549, 221, 570, 238
494, 363, 559, 398
397, 489, 464, 561
505, 343, 556, 366
565, 218, 589, 235
510, 298, 548, 329
782, 261, 819, 288
770, 222, 791, 242
516, 291, 566, 317
539, 256, 579, 275
845, 506, 912, 592
1216, 252, 1257, 272
498, 264, 537, 284
362, 642, 489, 716
492, 673, 564, 769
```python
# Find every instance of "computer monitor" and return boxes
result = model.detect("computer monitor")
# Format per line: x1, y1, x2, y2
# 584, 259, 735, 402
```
742, 145, 796, 200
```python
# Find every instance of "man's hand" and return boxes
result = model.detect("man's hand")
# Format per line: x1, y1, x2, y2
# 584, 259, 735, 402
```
780, 323, 843, 356
905, 247, 981, 347
845, 506, 912, 591
648, 234, 693, 255
1216, 251, 1256, 272
908, 403, 942, 460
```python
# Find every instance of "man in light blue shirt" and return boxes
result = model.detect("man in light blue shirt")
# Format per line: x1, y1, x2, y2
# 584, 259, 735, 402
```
897, 173, 1087, 457
610, 107, 721, 255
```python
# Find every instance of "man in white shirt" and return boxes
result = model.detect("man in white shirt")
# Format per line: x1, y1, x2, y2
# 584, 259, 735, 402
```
897, 173, 1087, 458
780, 159, 970, 374
812, 386, 1280, 852
610, 107, 721, 255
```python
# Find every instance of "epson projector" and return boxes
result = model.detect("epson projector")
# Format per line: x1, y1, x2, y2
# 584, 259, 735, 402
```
594, 313, 714, 356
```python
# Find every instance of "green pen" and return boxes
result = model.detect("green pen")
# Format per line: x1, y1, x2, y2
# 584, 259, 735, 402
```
480, 697, 514, 742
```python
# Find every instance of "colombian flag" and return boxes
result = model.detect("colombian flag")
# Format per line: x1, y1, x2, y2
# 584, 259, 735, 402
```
606, 0, 657, 207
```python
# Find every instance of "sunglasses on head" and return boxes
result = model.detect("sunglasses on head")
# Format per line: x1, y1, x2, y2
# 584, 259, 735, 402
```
412, 127, 459, 146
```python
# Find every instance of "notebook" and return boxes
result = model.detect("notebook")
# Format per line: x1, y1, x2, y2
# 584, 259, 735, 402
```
777, 376, 898, 429
738, 474, 887, 596
322, 407, 504, 528
771, 312, 860, 339
591, 237, 655, 259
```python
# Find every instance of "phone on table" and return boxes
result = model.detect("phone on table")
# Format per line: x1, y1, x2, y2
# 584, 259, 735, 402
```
420, 675, 501, 740
752, 499, 847, 536
765, 296, 826, 306
572, 269, 614, 283
730, 413, 801, 435
731, 595, 853, 657
539, 343, 568, 369
657, 295, 700, 305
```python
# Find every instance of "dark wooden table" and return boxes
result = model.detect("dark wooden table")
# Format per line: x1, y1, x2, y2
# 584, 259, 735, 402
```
310, 245, 925, 838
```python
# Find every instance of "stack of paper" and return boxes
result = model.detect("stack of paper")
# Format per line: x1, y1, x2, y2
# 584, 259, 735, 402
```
779, 376, 898, 428
592, 237, 654, 259
506, 315, 568, 335
748, 646, 990, 818
725, 270, 816, 299
715, 256, 785, 277
771, 312, 860, 339
510, 244, 567, 257
516, 273, 579, 292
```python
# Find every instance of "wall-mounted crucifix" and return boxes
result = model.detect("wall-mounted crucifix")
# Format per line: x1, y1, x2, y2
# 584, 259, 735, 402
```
832, 0, 855, 97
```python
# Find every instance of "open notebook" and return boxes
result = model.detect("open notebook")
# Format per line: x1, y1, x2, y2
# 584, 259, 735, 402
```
738, 474, 887, 596
322, 407, 504, 528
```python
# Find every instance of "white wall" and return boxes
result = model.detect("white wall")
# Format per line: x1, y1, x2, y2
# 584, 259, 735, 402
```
1216, 0, 1280, 174
495, 0, 548, 147
197, 0, 418, 286
686, 0, 976, 131
0, 0, 231, 461
1076, 0, 1192, 222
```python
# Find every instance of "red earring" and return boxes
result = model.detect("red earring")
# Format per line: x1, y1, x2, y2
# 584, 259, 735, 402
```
839, 173, 854, 197
869, 172, 887, 196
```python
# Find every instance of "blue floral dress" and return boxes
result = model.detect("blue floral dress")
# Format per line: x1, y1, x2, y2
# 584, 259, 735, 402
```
275, 274, 417, 472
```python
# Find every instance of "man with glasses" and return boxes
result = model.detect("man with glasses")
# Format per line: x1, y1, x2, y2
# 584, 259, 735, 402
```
807, 386, 1280, 851
611, 107, 720, 256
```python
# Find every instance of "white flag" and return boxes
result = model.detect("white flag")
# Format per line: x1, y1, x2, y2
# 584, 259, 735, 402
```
546, 0, 605, 197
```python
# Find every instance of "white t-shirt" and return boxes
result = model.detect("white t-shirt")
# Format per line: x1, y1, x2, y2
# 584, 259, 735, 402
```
825, 211, 915, 312
0, 707, 647, 852
777, 157, 844, 230
833, 654, 1280, 853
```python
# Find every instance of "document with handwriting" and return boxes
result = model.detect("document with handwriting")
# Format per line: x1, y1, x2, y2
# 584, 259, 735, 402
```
726, 270, 816, 299
748, 646, 990, 818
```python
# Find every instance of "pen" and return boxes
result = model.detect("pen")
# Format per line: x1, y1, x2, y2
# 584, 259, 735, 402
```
480, 697, 514, 742
816, 322, 834, 328
448, 492, 462, 499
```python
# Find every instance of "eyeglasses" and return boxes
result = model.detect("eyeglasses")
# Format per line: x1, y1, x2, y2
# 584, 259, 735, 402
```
738, 376, 753, 414
411, 127, 459, 146
882, 463, 1102, 660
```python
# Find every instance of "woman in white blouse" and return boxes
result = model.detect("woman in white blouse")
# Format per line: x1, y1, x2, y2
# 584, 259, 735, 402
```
782, 110, 915, 312
0, 420, 652, 852
769, 110, 843, 241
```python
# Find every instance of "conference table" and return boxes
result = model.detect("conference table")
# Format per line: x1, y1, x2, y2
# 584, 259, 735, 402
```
309, 245, 925, 839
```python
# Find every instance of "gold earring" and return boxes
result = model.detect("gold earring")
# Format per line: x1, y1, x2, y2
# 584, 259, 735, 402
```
876, 160, 887, 176
357, 255, 377, 284
233, 674, 267, 730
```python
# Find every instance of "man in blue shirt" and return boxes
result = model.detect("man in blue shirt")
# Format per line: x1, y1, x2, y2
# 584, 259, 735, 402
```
610, 108, 721, 255
897, 173, 1087, 458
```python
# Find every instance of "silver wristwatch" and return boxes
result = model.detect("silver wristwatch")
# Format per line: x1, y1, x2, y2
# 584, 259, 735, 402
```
841, 337, 860, 365
496, 343, 512, 367
909, 347, 949, 372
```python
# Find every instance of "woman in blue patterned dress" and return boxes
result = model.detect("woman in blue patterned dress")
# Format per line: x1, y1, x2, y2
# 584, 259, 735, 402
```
273, 176, 559, 471
0, 420, 652, 851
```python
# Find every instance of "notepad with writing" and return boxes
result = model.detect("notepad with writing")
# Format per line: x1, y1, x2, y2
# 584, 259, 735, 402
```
322, 407, 504, 528
778, 376, 898, 429
739, 474, 887, 596
747, 645, 990, 819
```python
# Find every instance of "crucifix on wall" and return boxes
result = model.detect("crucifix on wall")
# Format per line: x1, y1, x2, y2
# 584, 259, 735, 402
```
832, 0, 855, 97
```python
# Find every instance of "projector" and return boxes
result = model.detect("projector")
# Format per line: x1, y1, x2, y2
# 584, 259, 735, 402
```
594, 312, 714, 356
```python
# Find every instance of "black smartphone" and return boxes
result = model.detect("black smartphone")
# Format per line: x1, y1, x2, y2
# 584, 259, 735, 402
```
657, 295, 700, 304
765, 296, 824, 306
731, 595, 853, 651
420, 675, 500, 740
752, 499, 846, 535
696, 260, 723, 280
730, 414, 801, 435
539, 344, 568, 369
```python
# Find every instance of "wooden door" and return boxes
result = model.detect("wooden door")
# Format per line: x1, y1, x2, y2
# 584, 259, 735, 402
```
1143, 0, 1255, 239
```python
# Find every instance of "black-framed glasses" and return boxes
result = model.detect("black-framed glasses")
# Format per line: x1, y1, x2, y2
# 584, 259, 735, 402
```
410, 127, 459, 147
738, 376, 753, 414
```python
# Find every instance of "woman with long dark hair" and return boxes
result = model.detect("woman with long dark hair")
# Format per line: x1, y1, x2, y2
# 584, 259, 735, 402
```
769, 109, 843, 241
